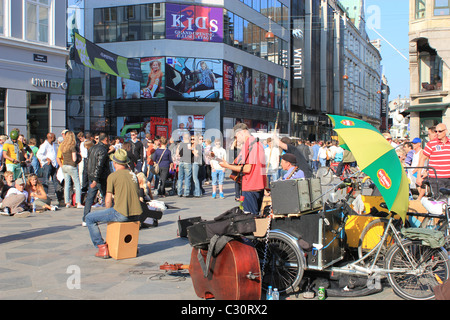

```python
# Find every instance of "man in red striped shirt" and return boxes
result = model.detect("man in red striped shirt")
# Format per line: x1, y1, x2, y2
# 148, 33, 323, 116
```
417, 123, 450, 197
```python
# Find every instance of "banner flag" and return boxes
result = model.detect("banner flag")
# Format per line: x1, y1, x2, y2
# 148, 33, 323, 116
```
73, 33, 143, 82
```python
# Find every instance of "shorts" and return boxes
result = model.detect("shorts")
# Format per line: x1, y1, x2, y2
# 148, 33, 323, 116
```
242, 190, 264, 215
211, 170, 224, 186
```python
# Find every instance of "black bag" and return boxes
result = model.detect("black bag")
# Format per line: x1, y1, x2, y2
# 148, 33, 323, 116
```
178, 216, 202, 238
187, 207, 256, 249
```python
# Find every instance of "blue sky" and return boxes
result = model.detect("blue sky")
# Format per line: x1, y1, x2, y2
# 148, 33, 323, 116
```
365, 0, 410, 101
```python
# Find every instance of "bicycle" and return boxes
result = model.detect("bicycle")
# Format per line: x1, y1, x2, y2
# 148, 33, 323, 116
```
316, 162, 365, 188
255, 182, 450, 300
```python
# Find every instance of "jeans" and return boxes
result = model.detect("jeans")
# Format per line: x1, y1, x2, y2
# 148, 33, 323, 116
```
42, 163, 63, 201
6, 163, 21, 180
177, 162, 192, 196
319, 158, 327, 167
211, 170, 225, 186
62, 165, 81, 204
85, 207, 130, 247
157, 166, 169, 196
83, 180, 107, 222
192, 163, 201, 197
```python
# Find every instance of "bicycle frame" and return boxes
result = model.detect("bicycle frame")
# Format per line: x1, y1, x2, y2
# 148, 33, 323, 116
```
328, 216, 419, 277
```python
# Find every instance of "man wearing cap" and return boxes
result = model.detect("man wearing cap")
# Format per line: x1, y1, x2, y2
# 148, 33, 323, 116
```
280, 153, 305, 180
0, 178, 30, 217
220, 123, 266, 215
416, 123, 450, 196
409, 138, 423, 191
2, 130, 26, 180
85, 148, 143, 259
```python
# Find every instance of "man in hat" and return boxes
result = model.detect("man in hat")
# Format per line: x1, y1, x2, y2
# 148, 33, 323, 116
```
220, 123, 266, 215
280, 153, 305, 180
0, 178, 30, 217
85, 148, 143, 259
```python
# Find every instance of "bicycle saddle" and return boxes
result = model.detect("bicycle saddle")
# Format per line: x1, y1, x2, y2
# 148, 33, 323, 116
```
439, 188, 450, 196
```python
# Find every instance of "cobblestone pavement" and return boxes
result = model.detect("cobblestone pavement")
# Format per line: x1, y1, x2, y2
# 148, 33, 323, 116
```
0, 180, 401, 301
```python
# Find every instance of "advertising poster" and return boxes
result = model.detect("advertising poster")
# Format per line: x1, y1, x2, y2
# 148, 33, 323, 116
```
166, 57, 223, 99
117, 77, 140, 99
252, 70, 268, 107
268, 75, 275, 108
166, 4, 223, 43
274, 78, 283, 110
178, 115, 205, 135
223, 61, 234, 101
140, 57, 165, 99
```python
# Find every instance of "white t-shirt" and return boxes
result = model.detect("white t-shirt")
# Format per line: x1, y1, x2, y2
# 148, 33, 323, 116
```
6, 187, 29, 199
210, 146, 226, 171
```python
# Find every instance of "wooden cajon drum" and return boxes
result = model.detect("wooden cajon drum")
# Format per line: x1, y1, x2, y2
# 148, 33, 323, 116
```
106, 222, 139, 260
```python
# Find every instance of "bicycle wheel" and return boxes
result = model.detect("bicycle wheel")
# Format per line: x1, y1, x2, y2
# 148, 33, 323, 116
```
358, 218, 394, 267
385, 240, 450, 300
254, 231, 305, 294
316, 167, 333, 186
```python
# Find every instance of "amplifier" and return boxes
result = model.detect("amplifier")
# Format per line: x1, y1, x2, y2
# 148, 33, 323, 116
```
271, 179, 311, 215
270, 178, 323, 215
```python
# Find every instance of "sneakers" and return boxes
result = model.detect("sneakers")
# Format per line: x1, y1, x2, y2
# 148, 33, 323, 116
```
50, 205, 58, 211
76, 204, 85, 209
212, 193, 216, 199
219, 192, 225, 199
1, 207, 11, 216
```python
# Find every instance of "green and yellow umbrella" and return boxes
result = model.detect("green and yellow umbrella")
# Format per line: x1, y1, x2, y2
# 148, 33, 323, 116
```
328, 114, 409, 221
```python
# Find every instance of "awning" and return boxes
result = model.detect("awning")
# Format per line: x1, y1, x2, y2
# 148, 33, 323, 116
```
403, 103, 449, 113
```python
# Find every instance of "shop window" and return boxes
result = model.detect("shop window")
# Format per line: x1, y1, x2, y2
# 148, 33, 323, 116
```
26, 0, 50, 43
434, 0, 450, 15
418, 40, 443, 92
27, 92, 49, 140
416, 0, 426, 18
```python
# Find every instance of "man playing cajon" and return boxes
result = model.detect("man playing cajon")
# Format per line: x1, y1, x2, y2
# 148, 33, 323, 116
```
85, 149, 142, 258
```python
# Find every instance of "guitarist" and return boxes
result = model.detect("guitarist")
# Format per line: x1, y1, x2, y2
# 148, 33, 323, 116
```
220, 123, 266, 215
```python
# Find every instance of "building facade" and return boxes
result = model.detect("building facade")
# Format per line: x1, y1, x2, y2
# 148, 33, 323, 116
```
0, 0, 68, 139
340, 0, 382, 129
408, 0, 450, 141
67, 0, 291, 142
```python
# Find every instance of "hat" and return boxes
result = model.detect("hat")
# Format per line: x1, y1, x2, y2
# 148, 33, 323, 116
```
15, 178, 25, 185
110, 148, 130, 165
10, 130, 19, 140
281, 153, 297, 165
412, 138, 422, 144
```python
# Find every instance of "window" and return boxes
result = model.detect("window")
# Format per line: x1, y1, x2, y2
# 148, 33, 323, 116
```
416, 0, 426, 19
0, 88, 5, 135
27, 92, 49, 140
26, 0, 50, 43
434, 0, 450, 15
0, 0, 4, 35
418, 39, 443, 92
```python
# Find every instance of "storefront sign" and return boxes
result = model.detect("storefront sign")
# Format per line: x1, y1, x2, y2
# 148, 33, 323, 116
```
31, 78, 68, 90
166, 4, 223, 42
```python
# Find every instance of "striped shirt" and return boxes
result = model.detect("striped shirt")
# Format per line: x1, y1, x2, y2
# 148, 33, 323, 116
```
423, 138, 450, 178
